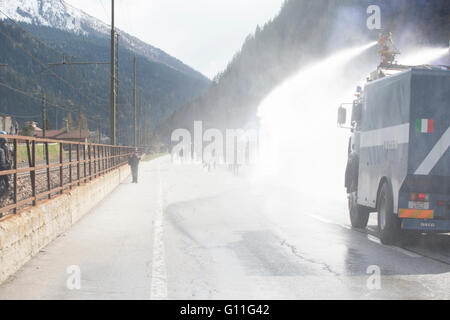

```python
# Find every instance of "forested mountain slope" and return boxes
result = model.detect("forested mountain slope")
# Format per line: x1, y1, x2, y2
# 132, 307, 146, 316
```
159, 0, 449, 140
0, 0, 211, 144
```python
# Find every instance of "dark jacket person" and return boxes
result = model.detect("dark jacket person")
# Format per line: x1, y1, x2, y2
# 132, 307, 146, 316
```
0, 136, 11, 193
128, 152, 141, 183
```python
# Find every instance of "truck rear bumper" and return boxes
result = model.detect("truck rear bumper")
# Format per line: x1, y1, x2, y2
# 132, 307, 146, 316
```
401, 218, 450, 233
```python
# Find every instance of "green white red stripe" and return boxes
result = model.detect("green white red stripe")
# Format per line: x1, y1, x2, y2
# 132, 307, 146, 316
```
416, 119, 434, 133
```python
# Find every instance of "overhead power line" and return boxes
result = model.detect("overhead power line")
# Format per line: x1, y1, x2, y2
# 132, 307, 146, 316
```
8, 113, 41, 119
0, 80, 101, 123
0, 6, 132, 133
0, 4, 119, 107
0, 24, 110, 112
97, 0, 110, 23
0, 80, 40, 100
0, 9, 115, 108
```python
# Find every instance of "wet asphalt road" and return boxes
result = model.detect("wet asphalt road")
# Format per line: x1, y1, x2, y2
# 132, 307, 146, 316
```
0, 156, 449, 299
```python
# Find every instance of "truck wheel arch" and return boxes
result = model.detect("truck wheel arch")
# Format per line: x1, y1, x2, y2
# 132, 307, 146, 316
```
376, 177, 392, 212
345, 152, 359, 193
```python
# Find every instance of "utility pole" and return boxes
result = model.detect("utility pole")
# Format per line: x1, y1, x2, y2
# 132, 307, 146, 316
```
110, 0, 116, 145
142, 102, 146, 146
133, 56, 137, 147
138, 89, 142, 146
146, 103, 151, 146
148, 103, 152, 146
79, 108, 82, 141
116, 33, 120, 145
143, 101, 149, 146
41, 92, 46, 138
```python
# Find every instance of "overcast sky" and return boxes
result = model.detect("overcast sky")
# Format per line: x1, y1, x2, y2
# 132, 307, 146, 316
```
65, 0, 284, 79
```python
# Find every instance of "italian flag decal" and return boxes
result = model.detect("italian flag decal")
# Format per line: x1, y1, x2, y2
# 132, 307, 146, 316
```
416, 119, 434, 133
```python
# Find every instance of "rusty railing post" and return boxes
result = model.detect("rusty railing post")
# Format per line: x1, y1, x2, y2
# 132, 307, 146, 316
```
26, 140, 32, 187
69, 144, 72, 190
98, 145, 101, 175
83, 144, 87, 183
59, 143, 63, 194
31, 140, 36, 206
13, 138, 17, 213
99, 146, 103, 175
77, 144, 81, 187
111, 146, 113, 171
104, 146, 107, 173
107, 146, 110, 172
114, 147, 117, 168
88, 144, 92, 181
93, 145, 97, 179
97, 145, 100, 177
45, 142, 51, 199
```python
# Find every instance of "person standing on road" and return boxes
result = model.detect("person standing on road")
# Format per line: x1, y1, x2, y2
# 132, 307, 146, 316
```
128, 150, 141, 183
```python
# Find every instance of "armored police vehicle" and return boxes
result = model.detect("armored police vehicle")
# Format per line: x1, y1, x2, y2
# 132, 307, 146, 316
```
338, 37, 449, 244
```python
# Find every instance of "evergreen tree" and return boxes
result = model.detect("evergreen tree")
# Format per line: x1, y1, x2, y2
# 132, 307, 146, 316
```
63, 113, 74, 130
77, 112, 88, 130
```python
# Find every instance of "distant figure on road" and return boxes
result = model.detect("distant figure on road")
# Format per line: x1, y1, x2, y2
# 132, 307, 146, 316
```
128, 150, 141, 184
202, 149, 217, 172
232, 161, 239, 176
211, 149, 217, 171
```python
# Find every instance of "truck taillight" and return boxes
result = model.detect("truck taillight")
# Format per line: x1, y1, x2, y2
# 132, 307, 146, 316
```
437, 201, 447, 206
411, 193, 429, 202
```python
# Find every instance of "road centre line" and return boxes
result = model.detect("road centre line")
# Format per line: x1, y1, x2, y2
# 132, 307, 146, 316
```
150, 163, 168, 299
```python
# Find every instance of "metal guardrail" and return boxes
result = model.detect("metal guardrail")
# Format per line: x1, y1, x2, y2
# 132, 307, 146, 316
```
0, 134, 139, 217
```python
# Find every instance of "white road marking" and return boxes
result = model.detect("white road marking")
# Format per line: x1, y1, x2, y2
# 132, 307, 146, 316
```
367, 234, 422, 258
307, 213, 334, 224
391, 246, 423, 258
150, 164, 168, 299
367, 234, 382, 244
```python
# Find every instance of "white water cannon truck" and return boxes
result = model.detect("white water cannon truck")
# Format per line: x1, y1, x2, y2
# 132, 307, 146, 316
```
338, 33, 450, 244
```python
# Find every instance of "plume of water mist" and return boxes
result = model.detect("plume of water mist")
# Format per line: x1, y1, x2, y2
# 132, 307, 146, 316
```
401, 47, 448, 66
255, 42, 377, 200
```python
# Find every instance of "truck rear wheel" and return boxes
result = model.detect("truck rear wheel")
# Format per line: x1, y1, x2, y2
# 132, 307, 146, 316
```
377, 182, 401, 245
349, 191, 370, 228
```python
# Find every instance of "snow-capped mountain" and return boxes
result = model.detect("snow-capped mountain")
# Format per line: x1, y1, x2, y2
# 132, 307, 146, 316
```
0, 0, 108, 34
0, 0, 208, 80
